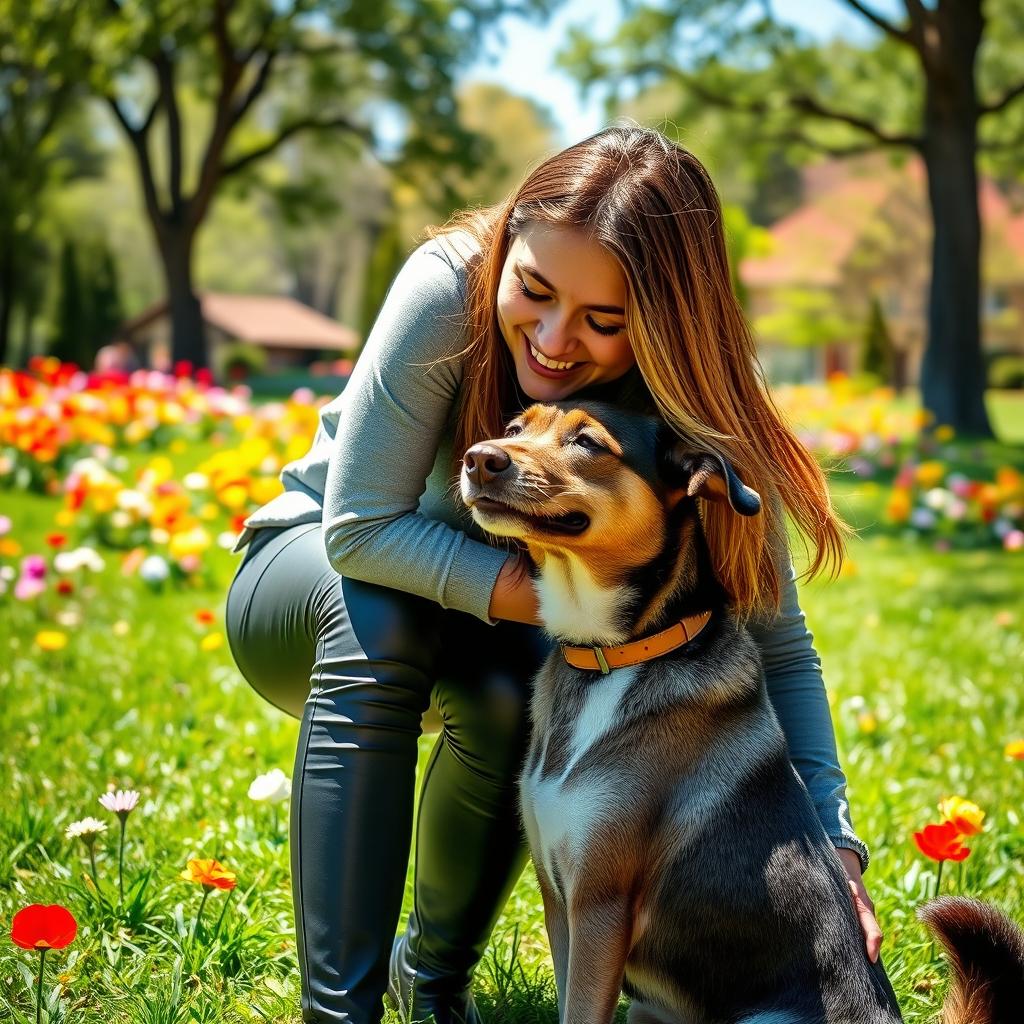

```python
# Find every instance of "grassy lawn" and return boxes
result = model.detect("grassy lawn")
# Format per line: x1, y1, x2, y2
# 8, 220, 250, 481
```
1, 400, 1023, 1022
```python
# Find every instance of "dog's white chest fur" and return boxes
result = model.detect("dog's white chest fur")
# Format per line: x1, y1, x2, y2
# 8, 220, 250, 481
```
521, 665, 638, 889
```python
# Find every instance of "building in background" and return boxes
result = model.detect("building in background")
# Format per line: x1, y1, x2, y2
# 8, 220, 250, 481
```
117, 292, 358, 381
741, 156, 1024, 385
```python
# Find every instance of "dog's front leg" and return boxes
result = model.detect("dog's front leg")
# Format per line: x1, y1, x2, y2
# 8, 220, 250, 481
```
562, 894, 632, 1024
538, 871, 570, 1022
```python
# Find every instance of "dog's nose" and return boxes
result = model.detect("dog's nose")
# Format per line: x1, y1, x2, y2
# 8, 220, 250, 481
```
464, 443, 512, 484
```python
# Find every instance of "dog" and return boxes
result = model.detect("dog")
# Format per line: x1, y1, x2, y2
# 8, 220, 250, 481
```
459, 400, 1024, 1024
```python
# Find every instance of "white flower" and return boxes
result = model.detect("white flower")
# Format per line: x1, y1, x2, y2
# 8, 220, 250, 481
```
54, 547, 106, 574
99, 788, 141, 818
116, 489, 152, 516
923, 488, 950, 511
183, 472, 209, 491
248, 768, 291, 804
139, 554, 170, 582
112, 620, 131, 637
65, 816, 108, 841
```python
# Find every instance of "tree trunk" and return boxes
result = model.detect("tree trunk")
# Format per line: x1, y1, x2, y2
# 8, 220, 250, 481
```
159, 227, 207, 369
917, 8, 993, 438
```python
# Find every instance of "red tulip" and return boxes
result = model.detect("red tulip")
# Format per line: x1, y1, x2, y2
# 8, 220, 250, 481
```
913, 820, 971, 862
10, 904, 77, 950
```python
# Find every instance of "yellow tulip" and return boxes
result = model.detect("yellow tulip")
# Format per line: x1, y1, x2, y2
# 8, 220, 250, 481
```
938, 796, 985, 836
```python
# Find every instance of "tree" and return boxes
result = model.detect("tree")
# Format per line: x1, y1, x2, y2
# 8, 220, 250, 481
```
84, 0, 558, 369
861, 294, 897, 386
561, 0, 1024, 437
0, 1, 100, 365
49, 237, 124, 368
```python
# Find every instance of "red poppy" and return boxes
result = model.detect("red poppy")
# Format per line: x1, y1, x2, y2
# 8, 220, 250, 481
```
56, 580, 74, 596
10, 904, 78, 950
912, 820, 971, 862
194, 609, 216, 626
45, 533, 68, 549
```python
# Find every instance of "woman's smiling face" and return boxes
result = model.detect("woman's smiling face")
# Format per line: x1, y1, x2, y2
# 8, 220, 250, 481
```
496, 222, 635, 402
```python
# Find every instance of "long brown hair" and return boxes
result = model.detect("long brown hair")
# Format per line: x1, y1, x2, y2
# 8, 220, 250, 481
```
425, 124, 850, 619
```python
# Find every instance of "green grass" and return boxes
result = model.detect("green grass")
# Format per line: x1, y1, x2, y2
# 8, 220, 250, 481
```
1, 433, 1023, 1023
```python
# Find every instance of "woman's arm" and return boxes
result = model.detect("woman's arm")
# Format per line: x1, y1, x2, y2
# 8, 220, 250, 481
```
320, 239, 513, 625
745, 559, 870, 873
746, 557, 882, 960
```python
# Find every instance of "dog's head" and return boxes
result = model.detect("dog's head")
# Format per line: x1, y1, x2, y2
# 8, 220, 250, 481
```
460, 401, 760, 641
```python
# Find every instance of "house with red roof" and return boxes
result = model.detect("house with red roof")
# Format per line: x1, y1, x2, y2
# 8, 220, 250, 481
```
117, 292, 359, 379
739, 156, 1024, 384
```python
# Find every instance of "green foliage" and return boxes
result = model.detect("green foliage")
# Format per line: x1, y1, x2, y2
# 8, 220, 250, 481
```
0, 0, 105, 363
755, 287, 859, 348
214, 342, 268, 383
722, 204, 772, 309
861, 294, 896, 384
989, 355, 1024, 390
359, 216, 406, 343
48, 237, 124, 369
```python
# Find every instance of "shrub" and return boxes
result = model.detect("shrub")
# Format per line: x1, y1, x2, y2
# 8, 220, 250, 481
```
988, 355, 1024, 390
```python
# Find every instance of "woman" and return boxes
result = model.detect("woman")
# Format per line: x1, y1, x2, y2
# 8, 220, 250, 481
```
225, 125, 883, 1024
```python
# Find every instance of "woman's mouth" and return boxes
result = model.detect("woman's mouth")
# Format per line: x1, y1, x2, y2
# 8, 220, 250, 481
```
523, 332, 583, 379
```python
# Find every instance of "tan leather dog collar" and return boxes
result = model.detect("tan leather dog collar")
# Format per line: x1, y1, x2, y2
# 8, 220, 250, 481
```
561, 609, 713, 675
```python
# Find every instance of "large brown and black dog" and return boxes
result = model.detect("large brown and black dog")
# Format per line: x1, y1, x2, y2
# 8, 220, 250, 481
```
460, 400, 1024, 1024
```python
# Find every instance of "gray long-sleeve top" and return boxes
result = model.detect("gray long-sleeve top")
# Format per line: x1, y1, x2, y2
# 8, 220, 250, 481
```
232, 233, 870, 871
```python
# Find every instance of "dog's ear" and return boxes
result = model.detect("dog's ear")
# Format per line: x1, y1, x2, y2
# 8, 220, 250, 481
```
661, 441, 762, 517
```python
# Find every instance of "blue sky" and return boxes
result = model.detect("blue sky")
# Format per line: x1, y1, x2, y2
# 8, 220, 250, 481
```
462, 0, 901, 144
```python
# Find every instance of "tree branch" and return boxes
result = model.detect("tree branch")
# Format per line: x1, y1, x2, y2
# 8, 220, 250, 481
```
153, 49, 184, 217
227, 49, 277, 129
105, 96, 165, 226
220, 116, 372, 179
979, 79, 1024, 117
628, 59, 923, 151
838, 0, 912, 44
789, 94, 922, 149
978, 131, 1024, 153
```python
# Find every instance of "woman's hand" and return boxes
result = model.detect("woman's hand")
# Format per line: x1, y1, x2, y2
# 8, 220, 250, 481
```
836, 847, 882, 963
488, 552, 541, 625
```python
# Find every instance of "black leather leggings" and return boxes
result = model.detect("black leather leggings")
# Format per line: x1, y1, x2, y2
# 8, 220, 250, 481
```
224, 523, 552, 1023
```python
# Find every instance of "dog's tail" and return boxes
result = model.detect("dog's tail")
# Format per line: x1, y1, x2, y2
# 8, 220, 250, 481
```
918, 896, 1024, 1024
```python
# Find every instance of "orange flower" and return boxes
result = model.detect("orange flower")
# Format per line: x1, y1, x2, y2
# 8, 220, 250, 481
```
10, 904, 78, 950
180, 858, 237, 890
1004, 739, 1024, 760
194, 609, 216, 626
912, 820, 971, 862
45, 532, 68, 549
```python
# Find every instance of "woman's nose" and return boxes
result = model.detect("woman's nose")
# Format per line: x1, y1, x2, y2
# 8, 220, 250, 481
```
535, 313, 576, 358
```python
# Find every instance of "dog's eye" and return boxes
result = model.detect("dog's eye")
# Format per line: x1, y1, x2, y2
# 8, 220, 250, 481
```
574, 433, 609, 453
503, 424, 523, 438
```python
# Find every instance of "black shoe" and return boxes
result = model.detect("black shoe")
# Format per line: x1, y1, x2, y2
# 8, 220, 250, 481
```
386, 932, 483, 1024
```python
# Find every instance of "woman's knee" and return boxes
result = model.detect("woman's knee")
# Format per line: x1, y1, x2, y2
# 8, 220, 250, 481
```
434, 663, 534, 781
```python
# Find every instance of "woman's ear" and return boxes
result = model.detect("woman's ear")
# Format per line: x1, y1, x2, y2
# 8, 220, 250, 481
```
661, 443, 762, 517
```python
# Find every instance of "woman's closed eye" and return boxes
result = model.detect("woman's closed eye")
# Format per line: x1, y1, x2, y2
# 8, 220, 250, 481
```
517, 279, 624, 337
